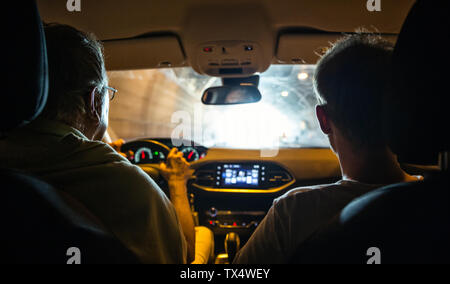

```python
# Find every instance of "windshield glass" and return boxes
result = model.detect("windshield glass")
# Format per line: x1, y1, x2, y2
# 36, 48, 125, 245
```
107, 65, 329, 149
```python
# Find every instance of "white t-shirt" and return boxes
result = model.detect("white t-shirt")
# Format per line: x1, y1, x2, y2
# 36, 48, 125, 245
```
234, 179, 418, 264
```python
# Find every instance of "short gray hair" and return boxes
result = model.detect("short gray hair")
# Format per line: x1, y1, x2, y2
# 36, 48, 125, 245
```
41, 23, 107, 129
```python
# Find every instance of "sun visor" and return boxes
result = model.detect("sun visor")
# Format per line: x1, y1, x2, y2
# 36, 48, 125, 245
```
104, 36, 185, 70
276, 33, 397, 64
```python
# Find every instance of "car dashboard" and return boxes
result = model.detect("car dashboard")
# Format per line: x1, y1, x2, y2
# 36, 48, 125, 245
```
122, 138, 341, 254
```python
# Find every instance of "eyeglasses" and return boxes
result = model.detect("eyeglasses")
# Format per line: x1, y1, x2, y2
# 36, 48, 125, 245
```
104, 86, 118, 101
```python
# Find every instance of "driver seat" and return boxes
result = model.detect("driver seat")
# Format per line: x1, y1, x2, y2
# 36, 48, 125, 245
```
0, 1, 138, 264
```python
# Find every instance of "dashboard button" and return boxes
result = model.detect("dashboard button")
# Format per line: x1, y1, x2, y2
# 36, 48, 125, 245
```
208, 207, 218, 218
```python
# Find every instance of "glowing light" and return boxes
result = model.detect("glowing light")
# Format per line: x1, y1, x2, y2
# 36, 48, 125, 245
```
299, 120, 306, 130
201, 102, 296, 149
281, 91, 289, 97
297, 72, 309, 80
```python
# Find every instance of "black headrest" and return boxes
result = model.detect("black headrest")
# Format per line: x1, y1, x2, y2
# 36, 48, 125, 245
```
0, 1, 48, 133
386, 0, 450, 158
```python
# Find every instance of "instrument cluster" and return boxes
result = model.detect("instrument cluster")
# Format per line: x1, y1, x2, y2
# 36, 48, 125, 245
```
121, 138, 208, 165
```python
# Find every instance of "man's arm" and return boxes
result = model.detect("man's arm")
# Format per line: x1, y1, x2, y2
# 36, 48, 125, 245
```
108, 140, 195, 263
160, 148, 196, 263
233, 204, 288, 264
167, 179, 196, 263
234, 187, 334, 264
71, 160, 188, 264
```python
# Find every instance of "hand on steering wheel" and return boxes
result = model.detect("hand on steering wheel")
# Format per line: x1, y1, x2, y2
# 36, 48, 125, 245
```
160, 148, 194, 183
108, 139, 134, 159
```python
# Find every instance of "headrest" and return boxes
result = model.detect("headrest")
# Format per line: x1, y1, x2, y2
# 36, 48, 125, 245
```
386, 0, 450, 159
0, 1, 48, 133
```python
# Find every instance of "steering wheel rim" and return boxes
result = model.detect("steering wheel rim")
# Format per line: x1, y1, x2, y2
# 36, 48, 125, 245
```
120, 139, 172, 196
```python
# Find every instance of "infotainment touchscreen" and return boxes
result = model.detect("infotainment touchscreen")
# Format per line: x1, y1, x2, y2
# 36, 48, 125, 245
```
219, 164, 261, 187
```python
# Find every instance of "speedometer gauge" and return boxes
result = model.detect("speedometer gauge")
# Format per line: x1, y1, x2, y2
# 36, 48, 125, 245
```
181, 147, 200, 162
135, 147, 153, 164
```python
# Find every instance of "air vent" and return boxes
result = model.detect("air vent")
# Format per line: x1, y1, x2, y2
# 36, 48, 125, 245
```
194, 170, 216, 187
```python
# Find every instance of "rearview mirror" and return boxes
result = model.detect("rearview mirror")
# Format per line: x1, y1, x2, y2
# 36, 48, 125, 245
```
201, 86, 262, 105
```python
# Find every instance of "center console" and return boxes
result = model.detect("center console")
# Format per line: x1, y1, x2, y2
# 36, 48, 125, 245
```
190, 161, 296, 253
193, 161, 294, 193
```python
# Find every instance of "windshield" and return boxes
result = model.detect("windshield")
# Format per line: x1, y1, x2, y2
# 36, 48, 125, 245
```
107, 65, 329, 149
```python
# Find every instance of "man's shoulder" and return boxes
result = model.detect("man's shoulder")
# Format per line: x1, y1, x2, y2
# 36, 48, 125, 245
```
64, 139, 170, 204
275, 182, 340, 202
65, 135, 129, 164
98, 158, 168, 200
274, 180, 377, 208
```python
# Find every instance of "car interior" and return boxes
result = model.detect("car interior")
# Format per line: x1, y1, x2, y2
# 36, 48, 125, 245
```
1, 0, 448, 265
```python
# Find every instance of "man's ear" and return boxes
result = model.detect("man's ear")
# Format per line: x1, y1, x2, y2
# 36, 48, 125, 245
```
84, 87, 101, 123
316, 105, 332, 135
88, 87, 97, 114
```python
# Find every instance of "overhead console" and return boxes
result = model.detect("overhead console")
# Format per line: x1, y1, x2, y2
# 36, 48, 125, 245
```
193, 162, 295, 193
184, 3, 272, 77
192, 40, 266, 77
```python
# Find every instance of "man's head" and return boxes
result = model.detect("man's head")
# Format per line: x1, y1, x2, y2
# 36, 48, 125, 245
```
314, 32, 394, 154
41, 23, 110, 141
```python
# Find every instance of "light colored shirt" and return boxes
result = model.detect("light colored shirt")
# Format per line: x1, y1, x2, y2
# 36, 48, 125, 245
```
234, 180, 400, 264
0, 118, 187, 264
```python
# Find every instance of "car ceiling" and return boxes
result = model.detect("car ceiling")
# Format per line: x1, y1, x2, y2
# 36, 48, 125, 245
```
38, 0, 416, 72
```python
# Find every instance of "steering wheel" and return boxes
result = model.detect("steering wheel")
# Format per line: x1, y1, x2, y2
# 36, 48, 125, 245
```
120, 140, 172, 195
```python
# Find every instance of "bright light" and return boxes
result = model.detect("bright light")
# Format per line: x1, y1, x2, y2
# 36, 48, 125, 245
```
299, 120, 306, 130
201, 103, 296, 149
281, 91, 289, 97
298, 72, 309, 80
